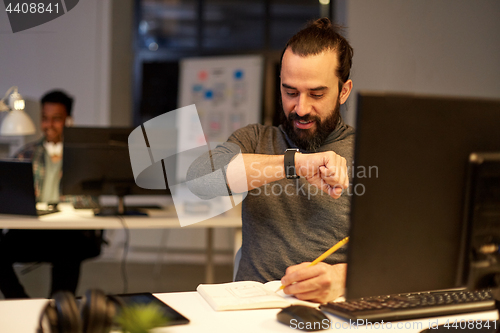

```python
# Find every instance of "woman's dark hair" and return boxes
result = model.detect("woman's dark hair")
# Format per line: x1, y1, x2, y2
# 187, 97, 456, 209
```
280, 18, 353, 91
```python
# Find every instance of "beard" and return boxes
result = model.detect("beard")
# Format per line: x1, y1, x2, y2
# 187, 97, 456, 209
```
282, 98, 341, 152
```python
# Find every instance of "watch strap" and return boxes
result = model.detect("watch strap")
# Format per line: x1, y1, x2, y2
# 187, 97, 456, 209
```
284, 148, 300, 179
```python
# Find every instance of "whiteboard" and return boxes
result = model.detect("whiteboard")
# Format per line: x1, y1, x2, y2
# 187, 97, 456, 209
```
178, 55, 264, 144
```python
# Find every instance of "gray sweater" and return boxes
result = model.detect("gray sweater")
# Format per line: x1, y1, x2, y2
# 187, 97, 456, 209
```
187, 117, 355, 282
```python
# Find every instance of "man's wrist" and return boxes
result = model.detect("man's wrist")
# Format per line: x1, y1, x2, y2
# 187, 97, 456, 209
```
293, 151, 304, 177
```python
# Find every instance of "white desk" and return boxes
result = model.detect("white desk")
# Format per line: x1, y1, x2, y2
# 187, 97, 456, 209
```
0, 291, 498, 333
0, 203, 242, 229
0, 203, 242, 283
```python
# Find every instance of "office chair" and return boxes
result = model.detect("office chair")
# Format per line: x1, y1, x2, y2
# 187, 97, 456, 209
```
233, 247, 242, 281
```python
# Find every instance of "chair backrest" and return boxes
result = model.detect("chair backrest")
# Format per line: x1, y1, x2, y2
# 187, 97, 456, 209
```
233, 247, 241, 281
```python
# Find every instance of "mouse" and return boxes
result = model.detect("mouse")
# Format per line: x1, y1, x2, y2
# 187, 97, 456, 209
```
277, 305, 329, 331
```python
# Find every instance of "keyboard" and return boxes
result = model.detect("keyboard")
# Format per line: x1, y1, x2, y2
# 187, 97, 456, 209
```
320, 289, 496, 322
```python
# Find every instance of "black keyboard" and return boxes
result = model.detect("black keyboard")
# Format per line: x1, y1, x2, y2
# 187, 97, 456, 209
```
320, 289, 496, 322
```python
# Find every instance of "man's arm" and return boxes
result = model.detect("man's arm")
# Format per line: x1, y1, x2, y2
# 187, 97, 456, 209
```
225, 151, 349, 199
224, 154, 284, 193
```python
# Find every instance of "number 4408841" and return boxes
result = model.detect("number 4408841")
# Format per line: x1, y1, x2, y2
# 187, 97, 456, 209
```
444, 319, 497, 330
5, 2, 59, 14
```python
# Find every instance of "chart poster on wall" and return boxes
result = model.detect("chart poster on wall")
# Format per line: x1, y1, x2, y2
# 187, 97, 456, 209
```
178, 55, 264, 145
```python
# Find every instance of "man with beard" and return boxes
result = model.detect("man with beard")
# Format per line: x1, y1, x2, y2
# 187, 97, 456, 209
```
187, 18, 353, 303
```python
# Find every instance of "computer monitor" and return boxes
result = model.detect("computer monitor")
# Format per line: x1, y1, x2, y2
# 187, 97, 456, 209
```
463, 153, 500, 294
345, 92, 500, 299
62, 127, 170, 211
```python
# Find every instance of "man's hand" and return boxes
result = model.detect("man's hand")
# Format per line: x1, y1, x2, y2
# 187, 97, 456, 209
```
280, 262, 347, 303
295, 151, 349, 199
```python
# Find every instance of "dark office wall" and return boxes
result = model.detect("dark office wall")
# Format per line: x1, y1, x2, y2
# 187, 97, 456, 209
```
346, 0, 500, 126
0, 0, 116, 126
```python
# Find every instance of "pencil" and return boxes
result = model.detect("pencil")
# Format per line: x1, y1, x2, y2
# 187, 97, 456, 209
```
277, 236, 349, 291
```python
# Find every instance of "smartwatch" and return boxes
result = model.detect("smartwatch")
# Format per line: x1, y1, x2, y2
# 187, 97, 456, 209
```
284, 148, 300, 179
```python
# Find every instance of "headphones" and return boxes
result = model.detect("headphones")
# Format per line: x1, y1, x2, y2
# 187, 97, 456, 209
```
38, 289, 117, 333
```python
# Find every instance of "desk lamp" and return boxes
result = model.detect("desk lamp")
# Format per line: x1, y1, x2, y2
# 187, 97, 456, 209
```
0, 86, 36, 136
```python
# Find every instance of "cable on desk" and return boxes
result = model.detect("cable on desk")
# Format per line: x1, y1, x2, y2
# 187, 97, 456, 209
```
154, 229, 170, 291
117, 215, 129, 294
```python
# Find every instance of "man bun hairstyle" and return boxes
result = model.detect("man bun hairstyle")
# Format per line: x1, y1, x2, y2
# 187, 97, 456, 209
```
41, 90, 74, 116
281, 17, 353, 90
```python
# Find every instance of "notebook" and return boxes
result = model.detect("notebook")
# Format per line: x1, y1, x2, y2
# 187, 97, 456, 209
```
196, 280, 318, 311
0, 160, 58, 216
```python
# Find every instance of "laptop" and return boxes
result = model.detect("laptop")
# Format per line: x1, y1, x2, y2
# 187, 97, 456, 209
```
0, 160, 58, 216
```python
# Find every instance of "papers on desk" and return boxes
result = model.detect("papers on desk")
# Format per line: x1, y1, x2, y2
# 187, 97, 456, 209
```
197, 280, 318, 311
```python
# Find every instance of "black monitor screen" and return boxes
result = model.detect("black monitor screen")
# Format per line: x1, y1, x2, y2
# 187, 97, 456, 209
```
464, 153, 500, 291
62, 127, 170, 197
346, 93, 500, 299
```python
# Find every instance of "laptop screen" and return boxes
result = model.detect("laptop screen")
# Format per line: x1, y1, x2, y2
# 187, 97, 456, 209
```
0, 160, 38, 216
